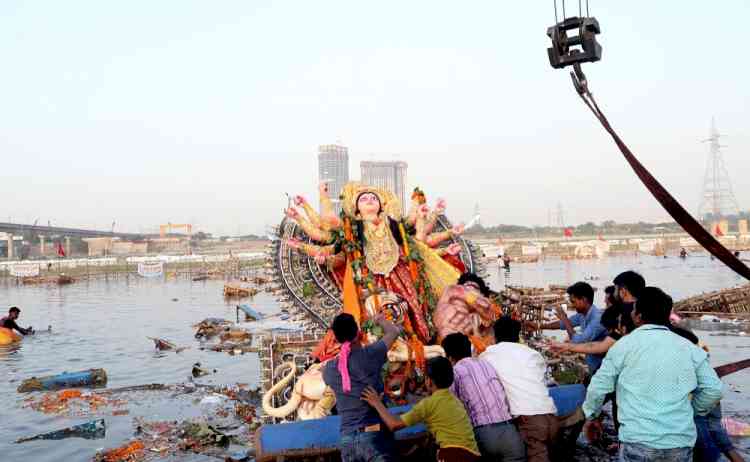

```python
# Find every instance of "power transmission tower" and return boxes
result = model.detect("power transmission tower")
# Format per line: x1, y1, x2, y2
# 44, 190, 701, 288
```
697, 118, 740, 221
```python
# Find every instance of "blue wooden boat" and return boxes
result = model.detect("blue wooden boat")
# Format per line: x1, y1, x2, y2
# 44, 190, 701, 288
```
255, 384, 586, 462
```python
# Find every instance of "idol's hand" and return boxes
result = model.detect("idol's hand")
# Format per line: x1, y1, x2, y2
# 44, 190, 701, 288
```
293, 195, 306, 207
285, 208, 300, 220
451, 223, 465, 236
314, 254, 326, 265
286, 238, 303, 250
319, 182, 329, 195
446, 243, 462, 256
435, 198, 447, 214
418, 204, 430, 218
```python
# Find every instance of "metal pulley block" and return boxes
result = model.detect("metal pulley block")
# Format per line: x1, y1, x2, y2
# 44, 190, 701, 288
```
547, 16, 602, 68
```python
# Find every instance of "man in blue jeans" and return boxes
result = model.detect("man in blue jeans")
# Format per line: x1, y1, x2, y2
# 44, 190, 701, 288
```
322, 313, 400, 462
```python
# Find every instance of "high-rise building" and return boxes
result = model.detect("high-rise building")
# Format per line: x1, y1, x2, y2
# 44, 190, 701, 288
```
318, 144, 349, 213
360, 160, 409, 208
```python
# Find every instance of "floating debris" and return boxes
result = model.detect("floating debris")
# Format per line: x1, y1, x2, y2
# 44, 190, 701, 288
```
15, 419, 106, 443
224, 282, 259, 298
18, 368, 108, 393
148, 337, 188, 353
194, 318, 232, 339
25, 389, 127, 416
94, 440, 145, 462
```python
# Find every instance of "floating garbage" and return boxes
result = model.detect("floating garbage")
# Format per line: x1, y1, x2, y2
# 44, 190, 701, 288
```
194, 318, 231, 339
15, 419, 106, 443
149, 337, 188, 353
18, 368, 107, 393
236, 304, 264, 322
25, 389, 127, 415
150, 337, 176, 351
199, 393, 235, 428
192, 362, 214, 378
94, 440, 145, 462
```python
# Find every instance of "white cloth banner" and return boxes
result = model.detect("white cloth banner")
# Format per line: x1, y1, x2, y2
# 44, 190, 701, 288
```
137, 261, 164, 278
10, 263, 40, 277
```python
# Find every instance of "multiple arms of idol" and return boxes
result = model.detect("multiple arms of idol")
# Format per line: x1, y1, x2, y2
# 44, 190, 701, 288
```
283, 187, 465, 265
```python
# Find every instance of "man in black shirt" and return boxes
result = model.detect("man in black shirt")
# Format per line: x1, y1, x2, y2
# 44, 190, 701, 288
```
1, 307, 33, 335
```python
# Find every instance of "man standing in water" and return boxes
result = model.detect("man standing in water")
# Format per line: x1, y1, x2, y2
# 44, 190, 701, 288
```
1, 307, 33, 335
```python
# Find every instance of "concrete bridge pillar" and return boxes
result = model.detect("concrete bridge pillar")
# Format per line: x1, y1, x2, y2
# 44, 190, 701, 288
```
40, 235, 46, 256
65, 236, 71, 257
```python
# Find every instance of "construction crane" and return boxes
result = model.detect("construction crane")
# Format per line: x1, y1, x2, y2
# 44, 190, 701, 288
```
159, 223, 193, 238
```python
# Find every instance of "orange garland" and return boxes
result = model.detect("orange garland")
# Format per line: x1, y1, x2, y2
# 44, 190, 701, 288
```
469, 335, 488, 355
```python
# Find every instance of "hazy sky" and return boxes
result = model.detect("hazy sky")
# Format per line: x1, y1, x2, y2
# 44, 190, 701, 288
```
2, 1, 748, 235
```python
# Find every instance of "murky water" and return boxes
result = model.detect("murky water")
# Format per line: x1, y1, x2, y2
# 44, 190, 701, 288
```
0, 255, 748, 461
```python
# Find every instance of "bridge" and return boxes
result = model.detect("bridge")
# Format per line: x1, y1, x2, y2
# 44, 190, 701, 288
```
0, 222, 146, 239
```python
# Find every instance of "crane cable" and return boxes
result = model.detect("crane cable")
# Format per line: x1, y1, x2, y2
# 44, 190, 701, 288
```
569, 64, 750, 281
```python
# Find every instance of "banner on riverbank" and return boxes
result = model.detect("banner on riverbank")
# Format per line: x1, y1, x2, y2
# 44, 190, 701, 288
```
9, 263, 40, 277
137, 261, 164, 278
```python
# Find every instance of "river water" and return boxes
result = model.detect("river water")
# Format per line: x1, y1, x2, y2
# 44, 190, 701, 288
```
0, 254, 748, 461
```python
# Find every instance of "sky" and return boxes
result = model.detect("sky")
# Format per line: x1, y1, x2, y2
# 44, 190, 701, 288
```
1, 1, 749, 235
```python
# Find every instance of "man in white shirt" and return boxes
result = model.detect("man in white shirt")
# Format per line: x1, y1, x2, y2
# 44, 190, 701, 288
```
481, 316, 559, 462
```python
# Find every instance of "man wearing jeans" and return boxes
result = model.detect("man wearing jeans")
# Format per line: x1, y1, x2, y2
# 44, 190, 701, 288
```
582, 287, 723, 462
322, 313, 401, 462
441, 332, 526, 461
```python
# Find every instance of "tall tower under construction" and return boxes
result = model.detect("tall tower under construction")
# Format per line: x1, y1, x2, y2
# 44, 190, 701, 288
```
697, 119, 740, 222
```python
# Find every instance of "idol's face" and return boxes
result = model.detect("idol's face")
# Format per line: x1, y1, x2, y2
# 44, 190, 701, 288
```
357, 193, 381, 216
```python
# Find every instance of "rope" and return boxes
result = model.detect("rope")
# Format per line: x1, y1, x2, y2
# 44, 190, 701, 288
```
571, 65, 750, 281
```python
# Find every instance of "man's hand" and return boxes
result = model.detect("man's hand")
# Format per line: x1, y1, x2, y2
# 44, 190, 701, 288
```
547, 341, 571, 353
373, 313, 400, 348
361, 386, 384, 409
554, 304, 568, 320
583, 419, 603, 443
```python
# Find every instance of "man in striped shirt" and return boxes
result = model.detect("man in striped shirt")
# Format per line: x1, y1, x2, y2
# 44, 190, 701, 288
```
442, 332, 526, 461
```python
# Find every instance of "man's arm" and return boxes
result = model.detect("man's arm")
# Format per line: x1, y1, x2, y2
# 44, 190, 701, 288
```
374, 314, 400, 349
361, 386, 407, 432
570, 313, 605, 344
558, 308, 577, 339
549, 336, 617, 355
692, 351, 724, 416
582, 342, 624, 420
5, 319, 31, 335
